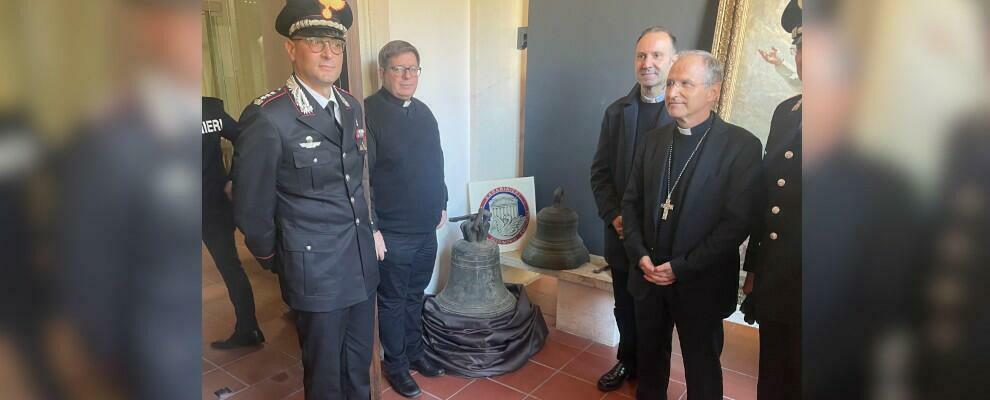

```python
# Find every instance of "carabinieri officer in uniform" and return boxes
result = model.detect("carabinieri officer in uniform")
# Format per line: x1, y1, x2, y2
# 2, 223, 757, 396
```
742, 1, 803, 398
202, 97, 263, 350
232, 1, 386, 399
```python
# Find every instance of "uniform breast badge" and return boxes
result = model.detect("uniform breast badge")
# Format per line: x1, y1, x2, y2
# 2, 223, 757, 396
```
300, 136, 322, 149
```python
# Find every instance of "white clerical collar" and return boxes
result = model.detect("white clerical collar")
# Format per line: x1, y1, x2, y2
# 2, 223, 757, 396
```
640, 88, 665, 103
380, 88, 413, 108
676, 126, 692, 136
295, 75, 341, 123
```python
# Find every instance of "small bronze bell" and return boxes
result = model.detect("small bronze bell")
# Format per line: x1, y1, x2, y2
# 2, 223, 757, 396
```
522, 188, 590, 270
435, 209, 517, 318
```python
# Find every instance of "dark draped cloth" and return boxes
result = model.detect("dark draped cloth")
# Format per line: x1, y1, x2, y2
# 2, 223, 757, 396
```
421, 284, 548, 377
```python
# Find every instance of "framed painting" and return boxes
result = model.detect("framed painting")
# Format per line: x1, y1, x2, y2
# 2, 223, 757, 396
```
712, 0, 801, 310
712, 0, 801, 144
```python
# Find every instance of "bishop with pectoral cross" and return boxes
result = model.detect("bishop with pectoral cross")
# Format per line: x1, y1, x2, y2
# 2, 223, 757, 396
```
619, 51, 763, 399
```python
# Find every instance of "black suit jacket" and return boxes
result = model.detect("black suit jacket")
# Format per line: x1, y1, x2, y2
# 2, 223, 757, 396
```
233, 75, 379, 312
743, 95, 802, 324
621, 113, 762, 319
590, 84, 672, 266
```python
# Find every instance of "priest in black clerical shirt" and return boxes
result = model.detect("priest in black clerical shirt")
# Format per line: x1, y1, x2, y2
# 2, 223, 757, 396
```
590, 25, 677, 392
621, 51, 762, 400
365, 40, 448, 399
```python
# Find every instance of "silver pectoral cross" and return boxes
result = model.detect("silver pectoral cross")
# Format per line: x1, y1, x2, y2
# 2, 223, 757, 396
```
661, 197, 674, 221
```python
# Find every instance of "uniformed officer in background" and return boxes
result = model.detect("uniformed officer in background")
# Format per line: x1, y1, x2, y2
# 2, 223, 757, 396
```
742, 1, 802, 398
231, 0, 386, 398
202, 97, 263, 349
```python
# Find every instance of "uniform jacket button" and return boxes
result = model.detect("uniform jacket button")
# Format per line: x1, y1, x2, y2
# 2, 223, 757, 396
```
305, 244, 312, 251
769, 232, 779, 240
345, 174, 350, 181
355, 218, 361, 225
777, 178, 786, 187
771, 206, 781, 215
785, 150, 794, 159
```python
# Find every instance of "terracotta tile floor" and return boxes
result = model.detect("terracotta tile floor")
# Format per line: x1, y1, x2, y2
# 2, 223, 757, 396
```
203, 235, 758, 400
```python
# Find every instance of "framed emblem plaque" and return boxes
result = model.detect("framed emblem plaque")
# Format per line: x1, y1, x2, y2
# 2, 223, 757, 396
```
468, 177, 536, 252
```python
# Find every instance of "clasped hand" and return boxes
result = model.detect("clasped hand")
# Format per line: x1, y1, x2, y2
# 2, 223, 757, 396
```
638, 256, 676, 286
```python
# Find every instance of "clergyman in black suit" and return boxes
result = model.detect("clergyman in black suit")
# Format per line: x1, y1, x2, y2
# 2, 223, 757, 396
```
589, 25, 677, 392
621, 50, 762, 400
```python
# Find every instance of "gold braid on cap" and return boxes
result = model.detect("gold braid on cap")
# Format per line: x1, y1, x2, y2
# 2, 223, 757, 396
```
289, 19, 348, 38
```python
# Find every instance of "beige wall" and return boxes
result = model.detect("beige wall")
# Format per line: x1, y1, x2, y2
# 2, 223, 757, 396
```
357, 0, 391, 97
469, 0, 526, 182
359, 0, 526, 182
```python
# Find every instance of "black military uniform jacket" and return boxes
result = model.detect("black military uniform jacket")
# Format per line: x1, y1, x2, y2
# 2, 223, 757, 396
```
233, 75, 380, 312
743, 94, 802, 324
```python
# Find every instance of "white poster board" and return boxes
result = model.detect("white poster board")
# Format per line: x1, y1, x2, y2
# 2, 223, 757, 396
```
467, 177, 536, 252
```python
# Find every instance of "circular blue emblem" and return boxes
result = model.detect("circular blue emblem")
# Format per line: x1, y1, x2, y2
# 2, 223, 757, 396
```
480, 186, 530, 245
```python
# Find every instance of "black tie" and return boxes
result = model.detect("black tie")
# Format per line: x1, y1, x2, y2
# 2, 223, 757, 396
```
326, 102, 343, 142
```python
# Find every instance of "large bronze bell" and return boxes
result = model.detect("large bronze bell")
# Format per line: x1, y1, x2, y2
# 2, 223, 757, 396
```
435, 209, 517, 318
522, 188, 590, 270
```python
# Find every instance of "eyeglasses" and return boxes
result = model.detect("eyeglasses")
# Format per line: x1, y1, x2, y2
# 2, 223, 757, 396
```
386, 66, 423, 77
294, 37, 345, 55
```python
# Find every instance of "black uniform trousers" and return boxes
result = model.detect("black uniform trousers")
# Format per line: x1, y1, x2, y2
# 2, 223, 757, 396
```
604, 226, 637, 369
202, 192, 258, 333
295, 296, 375, 400
377, 230, 438, 375
635, 289, 724, 400
757, 320, 800, 400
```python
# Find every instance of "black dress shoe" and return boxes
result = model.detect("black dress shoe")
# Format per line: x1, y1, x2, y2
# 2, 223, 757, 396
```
210, 329, 265, 350
385, 371, 421, 398
597, 361, 634, 392
410, 358, 445, 377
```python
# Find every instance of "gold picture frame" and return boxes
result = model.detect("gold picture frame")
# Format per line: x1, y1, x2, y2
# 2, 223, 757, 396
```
711, 0, 801, 142
711, 0, 747, 119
